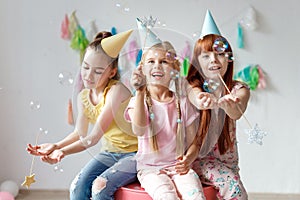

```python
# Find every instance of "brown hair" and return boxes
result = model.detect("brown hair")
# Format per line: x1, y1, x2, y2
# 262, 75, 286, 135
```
187, 34, 234, 154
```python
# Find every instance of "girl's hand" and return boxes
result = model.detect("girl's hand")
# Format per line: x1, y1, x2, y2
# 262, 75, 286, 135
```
217, 94, 240, 111
196, 92, 217, 109
41, 149, 65, 164
175, 156, 191, 175
27, 143, 58, 156
130, 65, 146, 91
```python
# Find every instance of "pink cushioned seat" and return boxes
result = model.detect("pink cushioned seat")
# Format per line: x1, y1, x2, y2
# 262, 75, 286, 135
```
115, 181, 218, 200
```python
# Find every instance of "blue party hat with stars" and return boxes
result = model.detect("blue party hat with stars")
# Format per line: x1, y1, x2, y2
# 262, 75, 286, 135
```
200, 10, 221, 38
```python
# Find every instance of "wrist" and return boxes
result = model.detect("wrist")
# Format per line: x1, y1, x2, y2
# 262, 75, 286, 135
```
54, 143, 61, 149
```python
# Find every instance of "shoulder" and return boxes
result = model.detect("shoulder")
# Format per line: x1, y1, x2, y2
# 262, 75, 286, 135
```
106, 80, 132, 102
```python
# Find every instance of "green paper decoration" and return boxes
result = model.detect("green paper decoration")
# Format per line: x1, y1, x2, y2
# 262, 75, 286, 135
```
234, 65, 259, 90
181, 57, 189, 77
70, 25, 90, 62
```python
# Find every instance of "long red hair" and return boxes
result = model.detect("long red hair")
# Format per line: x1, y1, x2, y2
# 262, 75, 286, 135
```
186, 34, 234, 154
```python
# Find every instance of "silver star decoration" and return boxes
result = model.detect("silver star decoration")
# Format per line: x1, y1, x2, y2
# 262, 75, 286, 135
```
140, 15, 157, 29
244, 123, 267, 145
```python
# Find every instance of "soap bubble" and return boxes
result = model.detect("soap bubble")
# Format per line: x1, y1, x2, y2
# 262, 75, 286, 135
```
58, 71, 74, 86
29, 100, 41, 110
213, 37, 229, 53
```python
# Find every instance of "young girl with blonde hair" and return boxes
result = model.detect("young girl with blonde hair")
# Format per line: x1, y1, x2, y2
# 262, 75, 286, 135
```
125, 41, 205, 200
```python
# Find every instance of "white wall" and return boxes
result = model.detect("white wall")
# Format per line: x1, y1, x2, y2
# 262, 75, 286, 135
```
1, 0, 299, 194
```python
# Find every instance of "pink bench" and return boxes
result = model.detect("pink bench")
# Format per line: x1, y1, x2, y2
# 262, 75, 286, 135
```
115, 182, 218, 200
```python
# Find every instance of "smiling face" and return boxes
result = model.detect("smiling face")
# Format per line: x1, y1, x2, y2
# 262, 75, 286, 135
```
197, 50, 229, 79
81, 48, 116, 90
142, 47, 177, 88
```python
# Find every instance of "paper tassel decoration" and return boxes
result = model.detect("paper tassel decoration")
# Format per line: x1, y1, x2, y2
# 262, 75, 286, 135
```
61, 14, 70, 40
87, 20, 98, 41
237, 23, 244, 48
181, 58, 189, 77
257, 65, 266, 89
68, 99, 74, 125
70, 26, 90, 62
68, 11, 79, 36
127, 39, 139, 61
111, 27, 117, 35
234, 65, 266, 90
240, 6, 258, 31
136, 49, 143, 66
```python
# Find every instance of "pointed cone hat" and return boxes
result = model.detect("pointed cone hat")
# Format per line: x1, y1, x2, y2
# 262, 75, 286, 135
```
136, 18, 162, 49
101, 29, 133, 58
200, 10, 221, 38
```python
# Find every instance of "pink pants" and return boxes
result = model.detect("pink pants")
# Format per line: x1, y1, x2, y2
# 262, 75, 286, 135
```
137, 167, 205, 200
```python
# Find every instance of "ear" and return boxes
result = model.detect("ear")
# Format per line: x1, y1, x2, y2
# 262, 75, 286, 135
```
109, 67, 118, 79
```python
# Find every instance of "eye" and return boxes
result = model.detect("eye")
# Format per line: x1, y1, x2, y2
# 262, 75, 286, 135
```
161, 60, 170, 65
147, 60, 155, 64
82, 64, 90, 70
94, 69, 104, 75
217, 52, 226, 57
201, 54, 209, 59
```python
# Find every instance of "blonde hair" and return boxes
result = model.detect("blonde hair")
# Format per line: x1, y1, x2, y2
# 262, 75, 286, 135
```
141, 41, 183, 153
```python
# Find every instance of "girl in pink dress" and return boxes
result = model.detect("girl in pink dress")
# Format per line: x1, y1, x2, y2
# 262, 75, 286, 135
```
125, 41, 205, 200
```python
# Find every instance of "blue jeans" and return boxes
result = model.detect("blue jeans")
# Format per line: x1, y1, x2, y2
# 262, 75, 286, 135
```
69, 151, 137, 200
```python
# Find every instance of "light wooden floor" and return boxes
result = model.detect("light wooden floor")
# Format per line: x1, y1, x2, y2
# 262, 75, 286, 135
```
16, 190, 300, 200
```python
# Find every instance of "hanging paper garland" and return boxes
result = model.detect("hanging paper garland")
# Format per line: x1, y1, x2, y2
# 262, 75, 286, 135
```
234, 64, 266, 90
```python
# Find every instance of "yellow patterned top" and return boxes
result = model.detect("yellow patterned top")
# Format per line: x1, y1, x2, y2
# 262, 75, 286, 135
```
80, 79, 137, 153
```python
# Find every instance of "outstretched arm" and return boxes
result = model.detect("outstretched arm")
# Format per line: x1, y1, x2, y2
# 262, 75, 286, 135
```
188, 86, 217, 110
43, 83, 131, 163
218, 86, 250, 120
27, 94, 88, 157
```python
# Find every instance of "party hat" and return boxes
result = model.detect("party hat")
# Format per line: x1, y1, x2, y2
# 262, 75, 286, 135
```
200, 10, 221, 38
136, 18, 162, 49
101, 29, 133, 58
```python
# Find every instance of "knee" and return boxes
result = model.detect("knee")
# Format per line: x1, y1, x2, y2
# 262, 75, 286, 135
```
69, 173, 80, 193
155, 193, 179, 200
153, 184, 179, 200
92, 176, 107, 195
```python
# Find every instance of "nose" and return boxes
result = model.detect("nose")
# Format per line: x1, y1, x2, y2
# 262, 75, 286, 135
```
153, 61, 162, 69
86, 69, 93, 80
210, 53, 218, 63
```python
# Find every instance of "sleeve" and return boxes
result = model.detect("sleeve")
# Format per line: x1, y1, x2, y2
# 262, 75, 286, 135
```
124, 97, 136, 122
182, 97, 200, 127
